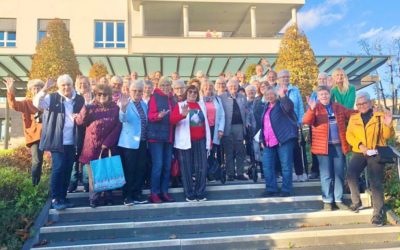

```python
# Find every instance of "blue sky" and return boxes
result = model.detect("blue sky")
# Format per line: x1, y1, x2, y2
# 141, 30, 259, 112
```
295, 0, 400, 98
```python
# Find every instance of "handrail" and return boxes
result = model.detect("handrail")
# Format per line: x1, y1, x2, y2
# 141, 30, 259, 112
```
389, 145, 400, 181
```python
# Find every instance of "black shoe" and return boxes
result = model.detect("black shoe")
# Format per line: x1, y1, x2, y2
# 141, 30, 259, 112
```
133, 195, 149, 204
324, 203, 333, 211
349, 202, 363, 213
227, 175, 235, 181
279, 192, 291, 197
124, 198, 134, 206
235, 174, 248, 181
51, 199, 67, 210
197, 195, 207, 201
89, 200, 97, 208
262, 191, 278, 197
371, 214, 384, 227
186, 196, 197, 202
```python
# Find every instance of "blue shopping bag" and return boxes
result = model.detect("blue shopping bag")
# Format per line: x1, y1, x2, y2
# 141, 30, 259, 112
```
90, 149, 126, 192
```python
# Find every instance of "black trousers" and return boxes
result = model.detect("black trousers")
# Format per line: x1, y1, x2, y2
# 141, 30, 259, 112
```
119, 141, 147, 200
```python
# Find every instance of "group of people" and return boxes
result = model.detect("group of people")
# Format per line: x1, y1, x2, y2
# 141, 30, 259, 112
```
4, 64, 394, 226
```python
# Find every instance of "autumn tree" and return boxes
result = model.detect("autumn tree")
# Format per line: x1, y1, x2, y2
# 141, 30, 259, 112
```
245, 64, 257, 83
30, 18, 80, 82
275, 24, 318, 99
89, 62, 108, 80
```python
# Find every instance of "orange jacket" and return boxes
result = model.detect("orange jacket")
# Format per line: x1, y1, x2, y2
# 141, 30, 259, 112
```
346, 111, 394, 153
7, 92, 42, 147
303, 102, 356, 155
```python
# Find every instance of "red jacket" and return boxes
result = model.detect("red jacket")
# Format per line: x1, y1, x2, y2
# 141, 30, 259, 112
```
303, 102, 356, 155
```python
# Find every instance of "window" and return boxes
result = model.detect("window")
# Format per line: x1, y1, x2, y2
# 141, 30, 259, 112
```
0, 19, 16, 47
37, 19, 70, 42
94, 21, 125, 48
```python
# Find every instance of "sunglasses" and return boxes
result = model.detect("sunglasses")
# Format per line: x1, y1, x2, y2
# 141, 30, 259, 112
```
188, 90, 198, 95
96, 92, 108, 97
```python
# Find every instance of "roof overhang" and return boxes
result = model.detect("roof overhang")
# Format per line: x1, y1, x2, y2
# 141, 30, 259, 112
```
0, 54, 389, 96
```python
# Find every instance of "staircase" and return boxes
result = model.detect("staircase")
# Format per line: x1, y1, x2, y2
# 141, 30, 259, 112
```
33, 181, 400, 249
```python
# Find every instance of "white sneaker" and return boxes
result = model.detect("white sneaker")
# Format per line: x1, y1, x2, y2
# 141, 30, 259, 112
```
301, 173, 308, 182
292, 173, 299, 182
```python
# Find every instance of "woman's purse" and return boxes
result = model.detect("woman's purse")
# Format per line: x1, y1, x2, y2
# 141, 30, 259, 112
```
376, 117, 395, 164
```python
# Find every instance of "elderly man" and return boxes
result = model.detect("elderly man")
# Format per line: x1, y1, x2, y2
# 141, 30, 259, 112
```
34, 74, 85, 210
220, 79, 248, 181
266, 70, 278, 89
346, 92, 394, 226
5, 77, 44, 185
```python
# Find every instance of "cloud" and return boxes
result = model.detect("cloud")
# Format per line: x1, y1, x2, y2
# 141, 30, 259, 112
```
359, 26, 400, 41
297, 0, 348, 31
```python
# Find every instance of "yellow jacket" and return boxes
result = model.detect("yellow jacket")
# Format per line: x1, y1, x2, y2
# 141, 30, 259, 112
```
346, 111, 394, 153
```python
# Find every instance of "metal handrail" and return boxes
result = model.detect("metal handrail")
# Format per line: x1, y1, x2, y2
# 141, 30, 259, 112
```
389, 145, 400, 181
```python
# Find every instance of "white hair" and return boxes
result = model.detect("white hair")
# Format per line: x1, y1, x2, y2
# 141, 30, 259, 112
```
130, 80, 144, 90
57, 74, 73, 87
172, 79, 185, 88
277, 69, 290, 78
27, 79, 44, 90
245, 85, 257, 92
226, 79, 239, 87
356, 91, 371, 102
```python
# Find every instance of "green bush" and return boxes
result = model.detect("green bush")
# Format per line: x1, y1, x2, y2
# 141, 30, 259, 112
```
0, 148, 50, 250
384, 163, 400, 216
0, 146, 51, 174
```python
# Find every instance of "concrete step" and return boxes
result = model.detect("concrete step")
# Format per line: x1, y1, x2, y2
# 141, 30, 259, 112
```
40, 209, 374, 242
48, 194, 371, 223
65, 182, 324, 207
280, 242, 400, 250
33, 224, 400, 249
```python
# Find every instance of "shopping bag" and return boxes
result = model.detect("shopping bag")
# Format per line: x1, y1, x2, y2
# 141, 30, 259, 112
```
90, 149, 126, 192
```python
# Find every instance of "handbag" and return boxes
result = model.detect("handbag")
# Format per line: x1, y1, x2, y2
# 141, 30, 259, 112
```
171, 157, 180, 177
376, 117, 395, 164
89, 149, 126, 192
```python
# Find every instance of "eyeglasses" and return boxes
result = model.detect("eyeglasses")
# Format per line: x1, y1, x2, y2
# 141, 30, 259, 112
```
356, 101, 369, 107
96, 92, 108, 97
188, 90, 198, 95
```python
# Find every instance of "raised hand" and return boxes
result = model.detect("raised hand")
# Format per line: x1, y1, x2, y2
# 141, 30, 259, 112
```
158, 109, 170, 119
119, 94, 130, 112
383, 109, 393, 127
3, 77, 15, 93
43, 78, 56, 92
180, 104, 189, 117
306, 96, 316, 110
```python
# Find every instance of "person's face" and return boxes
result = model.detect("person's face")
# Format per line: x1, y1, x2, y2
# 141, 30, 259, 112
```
154, 72, 161, 79
278, 73, 290, 86
186, 88, 198, 102
171, 73, 179, 80
130, 72, 138, 80
59, 81, 73, 98
203, 84, 213, 96
256, 65, 263, 75
77, 79, 90, 94
246, 89, 256, 100
228, 83, 238, 95
152, 78, 159, 86
334, 71, 345, 85
90, 79, 97, 91
356, 97, 372, 114
173, 84, 186, 97
327, 76, 333, 89
237, 73, 245, 82
267, 72, 277, 84
122, 83, 130, 95
111, 80, 122, 93
317, 90, 331, 105
143, 84, 154, 97
99, 78, 108, 85
259, 83, 267, 96
159, 82, 171, 95
318, 76, 328, 86
130, 87, 143, 102
30, 85, 43, 95
95, 90, 109, 104
265, 90, 277, 103
216, 82, 226, 93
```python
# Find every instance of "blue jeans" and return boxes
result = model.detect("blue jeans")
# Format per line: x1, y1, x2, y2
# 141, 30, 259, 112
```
317, 144, 346, 203
262, 139, 295, 194
149, 142, 173, 194
50, 145, 75, 201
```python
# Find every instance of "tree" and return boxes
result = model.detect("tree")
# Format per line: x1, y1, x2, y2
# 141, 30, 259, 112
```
29, 18, 80, 82
89, 62, 108, 80
245, 64, 256, 83
275, 24, 318, 100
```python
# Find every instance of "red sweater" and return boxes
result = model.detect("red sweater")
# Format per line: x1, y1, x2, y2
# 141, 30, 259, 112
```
170, 102, 206, 141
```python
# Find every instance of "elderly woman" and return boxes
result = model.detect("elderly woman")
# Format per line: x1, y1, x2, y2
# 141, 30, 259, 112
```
277, 70, 307, 182
260, 86, 298, 197
5, 77, 44, 185
220, 79, 248, 181
303, 86, 356, 210
118, 80, 149, 205
215, 77, 227, 96
147, 77, 176, 203
143, 80, 154, 104
110, 76, 123, 103
34, 74, 85, 210
171, 85, 211, 201
74, 84, 121, 208
346, 92, 394, 226
172, 79, 186, 103
75, 76, 92, 104
201, 80, 225, 181
331, 68, 356, 109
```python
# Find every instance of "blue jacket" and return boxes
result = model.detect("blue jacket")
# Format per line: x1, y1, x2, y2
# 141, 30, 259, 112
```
259, 96, 298, 146
287, 84, 304, 125
118, 100, 148, 149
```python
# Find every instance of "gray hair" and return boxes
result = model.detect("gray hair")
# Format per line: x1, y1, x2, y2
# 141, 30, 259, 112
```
245, 85, 257, 92
57, 74, 73, 87
356, 91, 371, 102
172, 79, 185, 88
277, 69, 290, 78
27, 79, 44, 90
226, 79, 239, 87
318, 72, 328, 78
111, 76, 123, 84
130, 80, 144, 90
